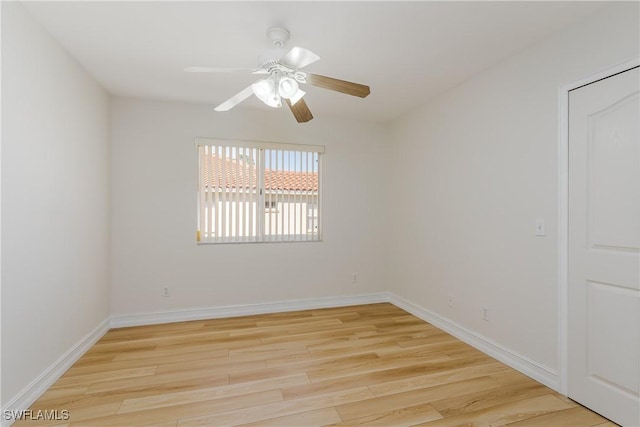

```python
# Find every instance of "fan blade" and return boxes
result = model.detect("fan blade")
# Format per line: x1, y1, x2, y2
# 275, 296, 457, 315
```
286, 98, 313, 123
306, 73, 370, 98
279, 47, 320, 70
214, 85, 254, 111
184, 66, 253, 73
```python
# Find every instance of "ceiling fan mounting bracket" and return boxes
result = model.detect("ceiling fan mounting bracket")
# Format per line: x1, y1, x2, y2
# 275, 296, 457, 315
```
266, 27, 290, 48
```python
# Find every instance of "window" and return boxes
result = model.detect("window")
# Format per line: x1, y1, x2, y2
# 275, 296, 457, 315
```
196, 138, 323, 244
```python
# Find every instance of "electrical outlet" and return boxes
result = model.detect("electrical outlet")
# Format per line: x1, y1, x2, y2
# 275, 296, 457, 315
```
163, 287, 169, 297
447, 295, 454, 308
352, 273, 358, 284
482, 306, 489, 321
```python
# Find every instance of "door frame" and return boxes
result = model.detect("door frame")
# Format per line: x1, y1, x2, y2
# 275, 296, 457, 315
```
557, 57, 639, 395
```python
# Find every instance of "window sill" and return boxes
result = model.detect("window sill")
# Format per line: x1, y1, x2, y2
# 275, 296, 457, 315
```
197, 238, 323, 245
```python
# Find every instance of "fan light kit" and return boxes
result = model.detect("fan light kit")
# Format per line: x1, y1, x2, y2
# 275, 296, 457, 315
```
185, 27, 371, 123
251, 70, 304, 108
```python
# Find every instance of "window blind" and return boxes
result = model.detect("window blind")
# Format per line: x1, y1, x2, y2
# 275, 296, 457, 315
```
196, 139, 323, 244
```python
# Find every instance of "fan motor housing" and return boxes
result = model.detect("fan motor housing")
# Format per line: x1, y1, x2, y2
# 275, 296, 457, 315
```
258, 49, 285, 68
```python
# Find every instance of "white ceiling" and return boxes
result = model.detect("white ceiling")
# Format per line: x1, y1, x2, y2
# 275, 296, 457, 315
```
24, 1, 607, 123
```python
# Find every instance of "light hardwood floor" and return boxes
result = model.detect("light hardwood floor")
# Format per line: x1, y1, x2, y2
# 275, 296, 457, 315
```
15, 303, 615, 426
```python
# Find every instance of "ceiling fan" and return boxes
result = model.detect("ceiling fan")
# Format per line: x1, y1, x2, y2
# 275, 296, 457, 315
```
185, 28, 370, 123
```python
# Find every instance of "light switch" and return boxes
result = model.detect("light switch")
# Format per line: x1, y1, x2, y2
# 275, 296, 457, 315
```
536, 219, 546, 236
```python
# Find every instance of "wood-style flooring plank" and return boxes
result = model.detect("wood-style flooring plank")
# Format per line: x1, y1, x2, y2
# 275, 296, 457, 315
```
335, 376, 499, 421
84, 371, 228, 395
429, 381, 551, 417
506, 406, 612, 426
415, 394, 574, 426
51, 367, 157, 389
330, 402, 443, 426
34, 374, 229, 409
117, 374, 308, 414
237, 407, 342, 426
177, 386, 375, 426
368, 361, 510, 397
70, 389, 283, 427
280, 353, 514, 401
64, 348, 230, 376
111, 344, 228, 361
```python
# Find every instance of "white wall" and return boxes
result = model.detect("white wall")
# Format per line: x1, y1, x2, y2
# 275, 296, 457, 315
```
110, 98, 391, 315
390, 2, 639, 374
1, 3, 111, 405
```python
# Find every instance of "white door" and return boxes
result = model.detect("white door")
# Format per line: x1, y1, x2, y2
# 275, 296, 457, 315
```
568, 66, 640, 426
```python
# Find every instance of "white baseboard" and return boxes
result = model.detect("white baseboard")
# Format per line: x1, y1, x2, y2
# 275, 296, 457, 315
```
110, 293, 391, 328
1, 317, 110, 427
388, 293, 560, 391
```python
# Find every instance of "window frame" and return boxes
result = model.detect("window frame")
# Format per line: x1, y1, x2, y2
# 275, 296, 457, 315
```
195, 137, 324, 244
